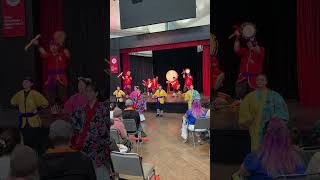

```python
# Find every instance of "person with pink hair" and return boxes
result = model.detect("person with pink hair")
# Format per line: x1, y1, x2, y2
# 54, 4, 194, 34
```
181, 100, 207, 143
234, 117, 305, 180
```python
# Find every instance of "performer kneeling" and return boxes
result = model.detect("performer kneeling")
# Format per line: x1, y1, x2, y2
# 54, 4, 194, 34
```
153, 84, 167, 117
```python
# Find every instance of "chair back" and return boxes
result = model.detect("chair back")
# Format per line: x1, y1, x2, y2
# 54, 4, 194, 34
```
123, 119, 137, 133
110, 151, 145, 178
194, 117, 209, 130
301, 148, 319, 164
110, 128, 121, 144
274, 173, 320, 180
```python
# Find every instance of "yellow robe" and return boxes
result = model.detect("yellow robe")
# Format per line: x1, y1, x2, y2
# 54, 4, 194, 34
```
11, 90, 49, 128
153, 89, 167, 104
113, 90, 126, 98
239, 90, 267, 151
184, 90, 198, 109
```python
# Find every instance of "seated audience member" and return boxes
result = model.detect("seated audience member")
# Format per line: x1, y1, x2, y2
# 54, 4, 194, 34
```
0, 129, 22, 179
235, 118, 305, 180
8, 145, 39, 180
181, 100, 207, 143
110, 103, 116, 119
39, 120, 96, 180
111, 108, 128, 140
122, 99, 141, 131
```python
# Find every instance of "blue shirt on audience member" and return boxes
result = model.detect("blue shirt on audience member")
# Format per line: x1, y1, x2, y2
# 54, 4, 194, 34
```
243, 153, 306, 180
186, 110, 206, 125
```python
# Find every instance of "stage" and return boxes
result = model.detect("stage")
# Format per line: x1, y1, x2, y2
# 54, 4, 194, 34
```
110, 92, 210, 113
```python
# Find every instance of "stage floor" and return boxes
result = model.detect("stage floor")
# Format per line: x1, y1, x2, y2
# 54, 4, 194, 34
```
111, 93, 210, 113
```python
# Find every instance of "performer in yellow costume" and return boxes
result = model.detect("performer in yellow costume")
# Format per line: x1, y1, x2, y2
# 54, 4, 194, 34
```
153, 84, 167, 117
184, 85, 201, 109
113, 86, 126, 102
239, 74, 289, 151
11, 77, 48, 153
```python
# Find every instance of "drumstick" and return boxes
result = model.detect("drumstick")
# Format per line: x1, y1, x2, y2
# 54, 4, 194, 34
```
117, 72, 123, 78
24, 34, 41, 51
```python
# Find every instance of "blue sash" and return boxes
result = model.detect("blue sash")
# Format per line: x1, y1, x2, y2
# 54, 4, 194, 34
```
18, 112, 37, 128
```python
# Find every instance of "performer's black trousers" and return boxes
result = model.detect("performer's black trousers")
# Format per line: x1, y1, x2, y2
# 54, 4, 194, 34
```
21, 127, 47, 155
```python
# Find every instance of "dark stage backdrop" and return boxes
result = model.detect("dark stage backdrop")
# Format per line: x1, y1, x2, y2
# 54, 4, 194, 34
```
153, 47, 203, 92
63, 0, 109, 99
211, 0, 297, 99
129, 55, 154, 90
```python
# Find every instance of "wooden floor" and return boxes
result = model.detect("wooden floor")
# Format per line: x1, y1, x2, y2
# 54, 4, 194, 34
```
121, 112, 210, 180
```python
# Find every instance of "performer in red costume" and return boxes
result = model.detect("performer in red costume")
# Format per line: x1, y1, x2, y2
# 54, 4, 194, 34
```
233, 27, 265, 100
121, 71, 132, 96
182, 68, 193, 91
142, 78, 152, 96
151, 76, 159, 93
28, 31, 70, 107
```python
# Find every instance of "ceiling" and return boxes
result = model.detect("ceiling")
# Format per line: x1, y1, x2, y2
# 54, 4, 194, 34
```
110, 0, 210, 38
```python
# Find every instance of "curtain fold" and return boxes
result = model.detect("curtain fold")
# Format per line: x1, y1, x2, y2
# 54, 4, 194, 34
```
202, 45, 211, 97
297, 0, 320, 106
121, 52, 130, 74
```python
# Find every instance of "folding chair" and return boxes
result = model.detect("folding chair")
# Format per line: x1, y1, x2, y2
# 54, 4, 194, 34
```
111, 151, 159, 180
122, 119, 145, 153
187, 117, 209, 148
110, 128, 122, 144
301, 147, 320, 164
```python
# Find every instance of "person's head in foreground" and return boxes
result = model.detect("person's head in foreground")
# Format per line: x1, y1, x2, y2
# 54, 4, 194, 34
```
239, 117, 305, 178
22, 77, 34, 91
189, 85, 194, 90
113, 107, 122, 119
126, 71, 131, 76
191, 100, 203, 118
256, 73, 268, 89
49, 120, 72, 147
125, 99, 133, 108
77, 77, 91, 94
9, 145, 39, 180
86, 83, 99, 103
158, 84, 162, 90
0, 128, 21, 157
116, 86, 121, 90
110, 103, 116, 111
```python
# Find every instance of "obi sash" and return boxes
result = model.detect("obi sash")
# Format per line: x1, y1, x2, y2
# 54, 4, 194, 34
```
18, 112, 37, 128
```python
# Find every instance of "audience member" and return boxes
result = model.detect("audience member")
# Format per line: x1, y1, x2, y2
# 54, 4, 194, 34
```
70, 83, 111, 180
8, 145, 39, 180
39, 120, 96, 180
235, 118, 305, 180
111, 108, 127, 140
109, 103, 116, 119
122, 99, 141, 131
181, 100, 207, 143
0, 129, 22, 179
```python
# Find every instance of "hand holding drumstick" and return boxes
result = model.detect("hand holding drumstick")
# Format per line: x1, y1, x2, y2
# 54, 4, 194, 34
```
24, 34, 41, 51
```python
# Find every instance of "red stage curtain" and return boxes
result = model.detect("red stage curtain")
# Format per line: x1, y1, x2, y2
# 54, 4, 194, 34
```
120, 40, 209, 53
121, 52, 130, 73
39, 0, 64, 89
202, 45, 211, 97
297, 0, 320, 106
